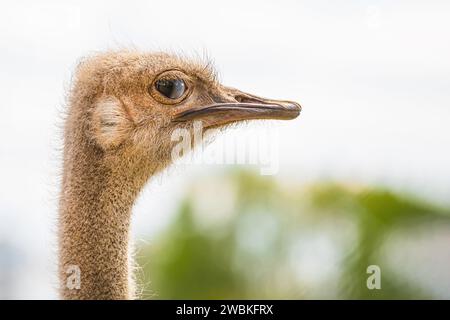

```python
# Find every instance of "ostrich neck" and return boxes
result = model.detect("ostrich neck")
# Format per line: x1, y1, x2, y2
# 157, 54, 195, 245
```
59, 140, 151, 300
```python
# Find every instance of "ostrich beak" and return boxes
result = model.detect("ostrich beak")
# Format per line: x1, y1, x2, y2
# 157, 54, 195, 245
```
173, 86, 301, 126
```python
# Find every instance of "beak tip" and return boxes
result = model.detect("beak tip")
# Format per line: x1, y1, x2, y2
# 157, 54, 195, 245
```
284, 101, 302, 119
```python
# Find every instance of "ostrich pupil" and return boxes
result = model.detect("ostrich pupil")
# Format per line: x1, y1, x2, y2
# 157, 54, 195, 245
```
155, 78, 186, 99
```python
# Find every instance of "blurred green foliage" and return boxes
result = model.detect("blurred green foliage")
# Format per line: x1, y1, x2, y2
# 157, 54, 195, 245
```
138, 170, 450, 299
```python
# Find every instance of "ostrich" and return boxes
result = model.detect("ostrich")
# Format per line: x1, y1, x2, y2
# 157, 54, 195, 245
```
59, 51, 301, 300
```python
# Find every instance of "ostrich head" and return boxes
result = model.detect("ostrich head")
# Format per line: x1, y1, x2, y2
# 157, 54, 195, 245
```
67, 51, 301, 173
60, 50, 301, 299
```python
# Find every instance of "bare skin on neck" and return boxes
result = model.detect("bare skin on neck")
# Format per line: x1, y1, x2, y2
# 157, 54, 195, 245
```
59, 51, 301, 300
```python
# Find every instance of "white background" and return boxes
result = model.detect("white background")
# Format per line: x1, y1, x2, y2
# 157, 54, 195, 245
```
0, 0, 449, 298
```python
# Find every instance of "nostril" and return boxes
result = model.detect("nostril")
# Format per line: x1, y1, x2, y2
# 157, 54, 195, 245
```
234, 95, 262, 104
234, 95, 245, 103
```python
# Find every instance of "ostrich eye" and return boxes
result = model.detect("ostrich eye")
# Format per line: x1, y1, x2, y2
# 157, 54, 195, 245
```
154, 78, 186, 99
